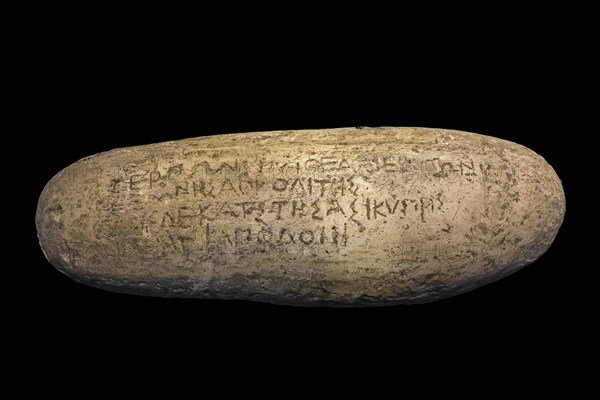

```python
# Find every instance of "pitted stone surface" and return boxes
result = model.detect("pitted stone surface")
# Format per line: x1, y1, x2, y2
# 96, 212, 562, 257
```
36, 127, 565, 306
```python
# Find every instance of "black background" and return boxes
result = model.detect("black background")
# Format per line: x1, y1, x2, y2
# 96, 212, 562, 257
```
10, 20, 592, 362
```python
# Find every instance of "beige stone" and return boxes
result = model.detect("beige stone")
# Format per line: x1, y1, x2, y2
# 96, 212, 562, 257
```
36, 127, 565, 306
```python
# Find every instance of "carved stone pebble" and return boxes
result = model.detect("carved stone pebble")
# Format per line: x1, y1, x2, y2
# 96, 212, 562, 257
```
36, 127, 565, 306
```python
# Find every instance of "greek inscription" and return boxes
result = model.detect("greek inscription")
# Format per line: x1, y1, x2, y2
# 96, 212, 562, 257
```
108, 156, 515, 198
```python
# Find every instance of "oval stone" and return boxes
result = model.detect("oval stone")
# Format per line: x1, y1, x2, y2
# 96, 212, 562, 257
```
36, 127, 565, 306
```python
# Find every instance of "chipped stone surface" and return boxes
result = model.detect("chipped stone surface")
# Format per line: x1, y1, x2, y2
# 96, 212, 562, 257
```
36, 127, 565, 306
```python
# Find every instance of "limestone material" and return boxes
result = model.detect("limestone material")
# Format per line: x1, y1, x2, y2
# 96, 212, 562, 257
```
36, 127, 565, 306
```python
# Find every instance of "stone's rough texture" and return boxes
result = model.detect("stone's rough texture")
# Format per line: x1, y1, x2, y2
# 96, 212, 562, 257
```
36, 127, 565, 306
